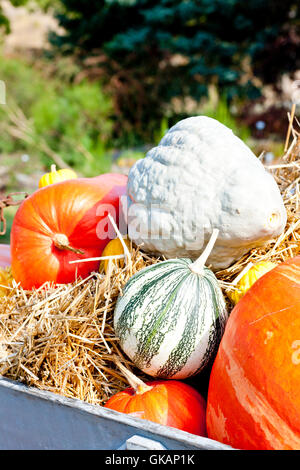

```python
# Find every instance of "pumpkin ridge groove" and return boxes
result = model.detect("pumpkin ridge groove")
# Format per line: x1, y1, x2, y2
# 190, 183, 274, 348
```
14, 198, 54, 237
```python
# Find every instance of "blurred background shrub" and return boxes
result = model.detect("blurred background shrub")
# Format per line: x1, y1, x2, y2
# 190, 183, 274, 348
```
0, 53, 114, 176
48, 0, 300, 144
0, 0, 299, 192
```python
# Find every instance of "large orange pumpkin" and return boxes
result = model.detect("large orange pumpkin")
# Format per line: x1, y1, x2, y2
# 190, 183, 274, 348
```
206, 255, 300, 450
0, 244, 11, 268
11, 173, 127, 290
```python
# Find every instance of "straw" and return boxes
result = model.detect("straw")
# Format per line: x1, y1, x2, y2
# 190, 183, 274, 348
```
284, 103, 296, 152
0, 247, 159, 406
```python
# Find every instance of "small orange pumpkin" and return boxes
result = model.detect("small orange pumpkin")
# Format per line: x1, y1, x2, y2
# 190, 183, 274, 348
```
105, 363, 207, 436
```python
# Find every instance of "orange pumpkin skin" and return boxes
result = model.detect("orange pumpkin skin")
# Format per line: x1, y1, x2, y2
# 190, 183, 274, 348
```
206, 256, 300, 450
11, 173, 127, 290
0, 244, 11, 268
105, 380, 207, 436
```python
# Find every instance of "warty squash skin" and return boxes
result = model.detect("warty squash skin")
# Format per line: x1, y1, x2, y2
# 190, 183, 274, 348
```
206, 255, 300, 450
11, 173, 127, 290
124, 116, 287, 270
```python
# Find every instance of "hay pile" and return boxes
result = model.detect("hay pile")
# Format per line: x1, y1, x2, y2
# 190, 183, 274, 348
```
0, 247, 160, 405
0, 123, 299, 407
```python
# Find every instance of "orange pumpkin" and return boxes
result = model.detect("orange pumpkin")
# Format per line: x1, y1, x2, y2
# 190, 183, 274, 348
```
105, 365, 207, 436
11, 174, 127, 290
0, 244, 11, 268
206, 255, 300, 450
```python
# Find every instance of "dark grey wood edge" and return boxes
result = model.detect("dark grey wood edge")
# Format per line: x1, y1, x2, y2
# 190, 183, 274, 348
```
0, 376, 233, 450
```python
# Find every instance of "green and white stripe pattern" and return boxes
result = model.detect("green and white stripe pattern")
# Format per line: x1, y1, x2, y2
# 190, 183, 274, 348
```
114, 258, 228, 379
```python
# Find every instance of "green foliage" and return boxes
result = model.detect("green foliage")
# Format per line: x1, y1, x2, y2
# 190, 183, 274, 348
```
0, 54, 114, 176
30, 81, 113, 174
202, 95, 251, 142
0, 7, 10, 35
49, 0, 299, 142
0, 0, 34, 36
0, 55, 46, 154
0, 55, 46, 108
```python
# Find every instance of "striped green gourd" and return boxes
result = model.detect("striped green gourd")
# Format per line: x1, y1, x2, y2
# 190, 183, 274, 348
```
114, 229, 228, 379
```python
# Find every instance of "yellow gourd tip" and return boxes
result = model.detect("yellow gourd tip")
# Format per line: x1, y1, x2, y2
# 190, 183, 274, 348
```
100, 238, 131, 274
38, 166, 78, 188
0, 267, 13, 297
228, 261, 278, 305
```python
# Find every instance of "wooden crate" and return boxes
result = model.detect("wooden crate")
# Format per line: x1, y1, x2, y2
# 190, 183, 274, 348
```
0, 377, 232, 450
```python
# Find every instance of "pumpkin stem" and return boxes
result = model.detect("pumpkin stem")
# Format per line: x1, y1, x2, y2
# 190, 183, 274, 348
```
189, 228, 219, 275
115, 358, 152, 395
53, 233, 84, 255
50, 164, 57, 173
